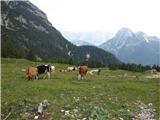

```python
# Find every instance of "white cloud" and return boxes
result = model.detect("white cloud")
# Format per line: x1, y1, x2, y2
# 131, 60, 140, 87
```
30, 0, 160, 37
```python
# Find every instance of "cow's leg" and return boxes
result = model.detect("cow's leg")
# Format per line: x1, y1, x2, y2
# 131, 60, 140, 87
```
27, 76, 31, 81
28, 74, 32, 81
36, 75, 39, 80
81, 74, 85, 80
78, 74, 81, 80
35, 75, 38, 80
43, 74, 47, 79
47, 72, 50, 79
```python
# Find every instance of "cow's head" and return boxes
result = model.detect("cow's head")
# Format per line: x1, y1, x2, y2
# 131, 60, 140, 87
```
51, 66, 55, 72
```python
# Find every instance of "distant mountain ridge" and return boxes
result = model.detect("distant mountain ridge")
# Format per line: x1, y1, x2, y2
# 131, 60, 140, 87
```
1, 1, 121, 67
99, 28, 160, 65
70, 40, 94, 46
61, 31, 114, 46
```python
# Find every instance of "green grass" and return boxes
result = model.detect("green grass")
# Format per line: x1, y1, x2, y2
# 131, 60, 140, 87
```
1, 58, 160, 120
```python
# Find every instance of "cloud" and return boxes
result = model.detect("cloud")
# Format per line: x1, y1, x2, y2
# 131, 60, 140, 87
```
30, 0, 160, 37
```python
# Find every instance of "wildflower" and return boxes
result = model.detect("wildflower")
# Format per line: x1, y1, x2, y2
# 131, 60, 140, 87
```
65, 110, 70, 116
119, 117, 124, 120
61, 109, 64, 112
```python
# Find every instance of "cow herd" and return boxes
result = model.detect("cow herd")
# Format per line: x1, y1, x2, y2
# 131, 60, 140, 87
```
26, 64, 101, 81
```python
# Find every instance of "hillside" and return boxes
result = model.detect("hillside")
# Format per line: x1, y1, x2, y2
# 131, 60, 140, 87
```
99, 28, 160, 65
1, 1, 121, 66
1, 58, 160, 119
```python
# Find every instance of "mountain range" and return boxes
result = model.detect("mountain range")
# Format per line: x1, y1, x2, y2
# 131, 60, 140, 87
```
1, 1, 121, 67
61, 31, 113, 46
68, 40, 94, 46
99, 28, 160, 65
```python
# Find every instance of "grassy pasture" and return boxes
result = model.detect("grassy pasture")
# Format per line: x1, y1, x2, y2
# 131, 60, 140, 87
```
1, 58, 160, 120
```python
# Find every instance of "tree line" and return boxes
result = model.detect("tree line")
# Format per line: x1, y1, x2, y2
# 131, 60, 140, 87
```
108, 63, 160, 72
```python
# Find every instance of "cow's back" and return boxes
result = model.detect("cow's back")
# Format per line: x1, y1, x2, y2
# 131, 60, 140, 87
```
37, 65, 51, 74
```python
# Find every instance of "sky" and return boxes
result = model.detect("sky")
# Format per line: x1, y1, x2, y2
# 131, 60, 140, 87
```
30, 0, 160, 37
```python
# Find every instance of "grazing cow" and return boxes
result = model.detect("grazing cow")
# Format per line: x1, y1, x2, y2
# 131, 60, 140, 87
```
151, 69, 157, 74
88, 69, 101, 75
37, 64, 55, 79
26, 67, 38, 80
78, 66, 88, 80
67, 66, 78, 72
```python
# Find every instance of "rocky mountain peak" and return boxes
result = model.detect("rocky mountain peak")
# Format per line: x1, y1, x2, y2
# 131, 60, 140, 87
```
115, 27, 134, 39
1, 1, 52, 30
136, 31, 149, 42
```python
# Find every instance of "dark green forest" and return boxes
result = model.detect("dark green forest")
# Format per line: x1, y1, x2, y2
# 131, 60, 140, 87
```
108, 63, 160, 72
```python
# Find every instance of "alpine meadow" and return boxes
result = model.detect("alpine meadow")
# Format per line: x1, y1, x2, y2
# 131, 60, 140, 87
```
1, 1, 160, 120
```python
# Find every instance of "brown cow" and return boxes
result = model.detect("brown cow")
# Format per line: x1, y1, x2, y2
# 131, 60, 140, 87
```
26, 67, 38, 80
78, 66, 88, 80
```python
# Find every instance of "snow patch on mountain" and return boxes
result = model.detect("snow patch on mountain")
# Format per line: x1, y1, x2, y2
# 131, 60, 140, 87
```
70, 40, 94, 46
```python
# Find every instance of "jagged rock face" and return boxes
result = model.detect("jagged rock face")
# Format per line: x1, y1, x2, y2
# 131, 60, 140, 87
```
1, 1, 52, 32
99, 28, 160, 65
1, 1, 121, 66
1, 1, 72, 61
